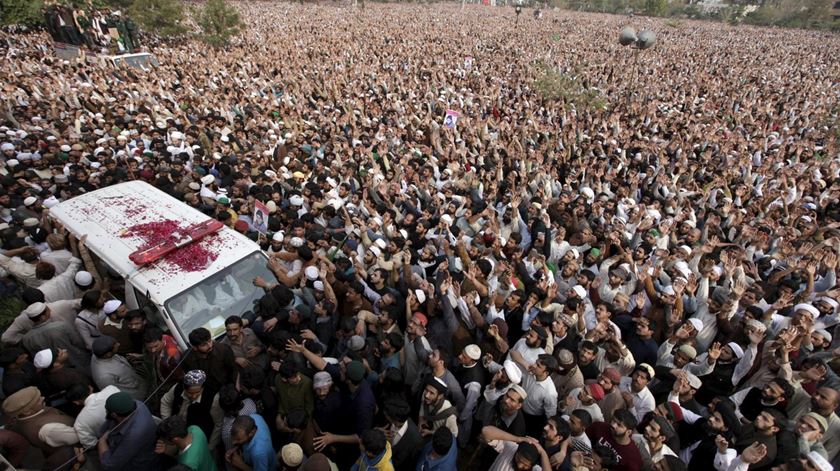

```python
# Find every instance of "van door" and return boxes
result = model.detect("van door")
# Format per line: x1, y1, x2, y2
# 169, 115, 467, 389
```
130, 286, 169, 332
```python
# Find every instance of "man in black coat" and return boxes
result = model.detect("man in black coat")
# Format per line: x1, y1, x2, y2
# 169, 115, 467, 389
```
383, 399, 423, 470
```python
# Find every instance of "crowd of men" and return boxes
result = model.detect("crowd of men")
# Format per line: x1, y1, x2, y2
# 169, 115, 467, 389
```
1, 2, 839, 471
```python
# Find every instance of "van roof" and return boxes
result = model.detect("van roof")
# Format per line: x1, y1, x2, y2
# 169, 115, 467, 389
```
49, 181, 260, 306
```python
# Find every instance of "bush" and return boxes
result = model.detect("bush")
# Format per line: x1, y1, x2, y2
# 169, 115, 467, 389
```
127, 0, 185, 37
532, 62, 606, 111
196, 0, 243, 48
0, 0, 45, 27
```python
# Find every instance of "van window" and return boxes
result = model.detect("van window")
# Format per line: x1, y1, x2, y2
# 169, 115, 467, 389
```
164, 251, 274, 338
133, 287, 168, 332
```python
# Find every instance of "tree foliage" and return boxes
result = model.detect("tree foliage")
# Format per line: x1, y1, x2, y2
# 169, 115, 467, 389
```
196, 0, 242, 48
0, 0, 45, 27
532, 62, 606, 111
127, 0, 185, 37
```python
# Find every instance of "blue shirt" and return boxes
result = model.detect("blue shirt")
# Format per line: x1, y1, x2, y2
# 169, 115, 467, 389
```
242, 414, 277, 471
416, 437, 458, 470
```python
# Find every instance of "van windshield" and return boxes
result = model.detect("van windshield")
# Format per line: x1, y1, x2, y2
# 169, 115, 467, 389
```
164, 251, 277, 338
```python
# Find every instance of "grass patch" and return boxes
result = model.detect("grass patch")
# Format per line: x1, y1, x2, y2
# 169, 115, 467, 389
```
532, 62, 606, 111
0, 293, 24, 336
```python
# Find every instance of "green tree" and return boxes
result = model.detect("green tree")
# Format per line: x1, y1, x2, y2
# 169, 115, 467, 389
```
644, 0, 667, 16
127, 0, 185, 37
0, 0, 45, 27
196, 0, 242, 48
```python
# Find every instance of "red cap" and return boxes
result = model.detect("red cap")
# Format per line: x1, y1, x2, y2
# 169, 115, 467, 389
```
413, 312, 428, 327
234, 220, 249, 232
603, 367, 622, 385
587, 383, 605, 401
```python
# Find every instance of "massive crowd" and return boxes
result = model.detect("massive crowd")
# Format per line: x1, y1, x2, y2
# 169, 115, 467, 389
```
1, 2, 839, 471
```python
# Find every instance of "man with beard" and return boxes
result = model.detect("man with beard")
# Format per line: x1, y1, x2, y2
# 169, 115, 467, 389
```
552, 349, 584, 399
541, 415, 571, 467
418, 377, 458, 439
502, 290, 528, 346
621, 316, 659, 368
550, 311, 580, 355
595, 367, 627, 422
382, 398, 422, 470
733, 409, 784, 469
586, 409, 643, 471
729, 378, 793, 422
181, 328, 238, 394
620, 364, 656, 422
631, 415, 679, 469
479, 361, 525, 430
680, 399, 741, 471
455, 344, 488, 447
403, 312, 432, 388
578, 341, 602, 380
483, 384, 528, 437
518, 354, 558, 438
480, 425, 552, 471
510, 326, 548, 367
696, 342, 743, 405
807, 387, 840, 460
413, 348, 465, 414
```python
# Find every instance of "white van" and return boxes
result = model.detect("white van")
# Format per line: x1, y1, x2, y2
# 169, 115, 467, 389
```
49, 181, 277, 350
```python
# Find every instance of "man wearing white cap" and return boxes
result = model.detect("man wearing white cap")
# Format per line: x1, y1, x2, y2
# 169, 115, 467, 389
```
20, 302, 90, 372
454, 344, 487, 447
98, 300, 133, 356
477, 359, 523, 425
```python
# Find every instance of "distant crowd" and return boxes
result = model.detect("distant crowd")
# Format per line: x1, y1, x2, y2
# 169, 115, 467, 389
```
0, 3, 839, 471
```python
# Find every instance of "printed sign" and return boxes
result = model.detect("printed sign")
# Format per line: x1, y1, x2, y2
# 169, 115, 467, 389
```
253, 200, 269, 234
444, 109, 459, 129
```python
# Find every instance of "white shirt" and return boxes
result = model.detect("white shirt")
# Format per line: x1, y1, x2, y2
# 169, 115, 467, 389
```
620, 377, 655, 422
564, 388, 604, 422
38, 257, 82, 302
74, 385, 120, 447
489, 440, 544, 471
510, 338, 545, 367
521, 368, 558, 418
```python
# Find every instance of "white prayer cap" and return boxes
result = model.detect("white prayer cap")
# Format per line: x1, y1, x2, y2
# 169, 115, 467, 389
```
23, 302, 47, 318
74, 271, 93, 286
464, 344, 481, 361
687, 318, 704, 332
794, 303, 820, 319
33, 349, 53, 369
289, 195, 304, 207
726, 342, 744, 359
103, 300, 122, 315
503, 359, 522, 384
